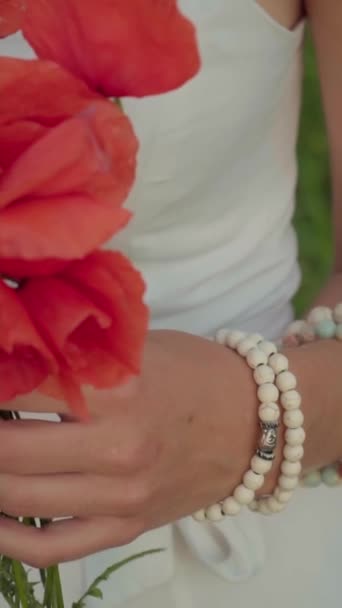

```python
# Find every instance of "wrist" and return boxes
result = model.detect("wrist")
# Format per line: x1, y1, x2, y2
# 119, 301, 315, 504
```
195, 307, 342, 522
202, 331, 306, 517
214, 333, 342, 499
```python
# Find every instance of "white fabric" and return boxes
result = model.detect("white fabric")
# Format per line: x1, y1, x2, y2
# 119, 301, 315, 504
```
2, 2, 342, 607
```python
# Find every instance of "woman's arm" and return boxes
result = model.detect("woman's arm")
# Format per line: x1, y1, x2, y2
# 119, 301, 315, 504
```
306, 0, 342, 279
272, 0, 342, 482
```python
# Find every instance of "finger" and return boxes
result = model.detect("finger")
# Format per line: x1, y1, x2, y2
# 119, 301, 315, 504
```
0, 418, 139, 477
5, 390, 70, 415
0, 515, 143, 568
0, 473, 148, 519
6, 383, 135, 415
0, 419, 95, 475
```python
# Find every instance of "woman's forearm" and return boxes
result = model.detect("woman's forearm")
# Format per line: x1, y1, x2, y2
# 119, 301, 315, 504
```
297, 271, 342, 466
283, 271, 342, 471
313, 270, 342, 308
286, 338, 342, 470
257, 337, 342, 496
259, 275, 342, 494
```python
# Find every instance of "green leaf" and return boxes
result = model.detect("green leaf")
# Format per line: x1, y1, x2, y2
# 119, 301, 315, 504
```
73, 549, 164, 608
88, 589, 103, 599
0, 555, 44, 608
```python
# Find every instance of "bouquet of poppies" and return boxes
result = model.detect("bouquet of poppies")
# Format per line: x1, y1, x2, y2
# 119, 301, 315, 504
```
0, 1, 200, 606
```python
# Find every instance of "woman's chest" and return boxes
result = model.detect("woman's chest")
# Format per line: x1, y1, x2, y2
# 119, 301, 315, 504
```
122, 0, 304, 217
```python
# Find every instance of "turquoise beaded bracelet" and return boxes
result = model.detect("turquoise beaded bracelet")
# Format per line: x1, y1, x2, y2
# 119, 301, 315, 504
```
302, 464, 342, 489
283, 303, 342, 488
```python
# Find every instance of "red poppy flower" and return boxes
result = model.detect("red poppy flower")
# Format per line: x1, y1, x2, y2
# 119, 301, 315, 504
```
0, 0, 25, 38
23, 0, 201, 98
0, 58, 138, 279
0, 279, 56, 404
19, 251, 148, 418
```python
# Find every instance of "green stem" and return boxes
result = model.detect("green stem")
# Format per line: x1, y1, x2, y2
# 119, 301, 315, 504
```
52, 567, 64, 608
12, 562, 28, 608
43, 566, 64, 608
43, 568, 54, 608
39, 569, 47, 588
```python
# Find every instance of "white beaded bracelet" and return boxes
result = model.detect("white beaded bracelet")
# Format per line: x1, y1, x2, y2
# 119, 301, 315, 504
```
249, 352, 305, 515
193, 330, 305, 521
193, 331, 281, 522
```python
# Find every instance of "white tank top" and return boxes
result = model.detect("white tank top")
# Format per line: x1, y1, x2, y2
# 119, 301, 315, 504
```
112, 0, 304, 339
5, 5, 342, 608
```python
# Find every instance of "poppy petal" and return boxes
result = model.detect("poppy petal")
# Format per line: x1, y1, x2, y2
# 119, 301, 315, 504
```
18, 252, 148, 415
0, 57, 97, 125
63, 250, 149, 385
0, 60, 138, 276
23, 0, 201, 97
0, 280, 56, 403
0, 0, 26, 38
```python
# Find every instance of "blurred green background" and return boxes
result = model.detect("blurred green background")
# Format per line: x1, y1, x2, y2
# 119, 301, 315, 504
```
294, 35, 333, 315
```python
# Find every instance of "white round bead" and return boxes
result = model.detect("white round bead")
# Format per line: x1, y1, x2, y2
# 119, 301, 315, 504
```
333, 303, 342, 324
279, 475, 299, 491
283, 444, 305, 462
248, 333, 264, 345
206, 504, 224, 522
276, 371, 297, 392
248, 499, 259, 512
216, 328, 230, 345
251, 455, 273, 475
237, 337, 259, 357
285, 427, 306, 446
280, 389, 302, 410
258, 340, 277, 357
253, 365, 275, 385
226, 330, 246, 349
307, 306, 333, 325
258, 500, 272, 515
257, 383, 279, 404
246, 348, 268, 369
258, 402, 280, 423
284, 409, 304, 429
281, 460, 302, 477
266, 496, 286, 513
243, 470, 265, 491
222, 497, 241, 516
234, 484, 255, 506
285, 320, 310, 337
193, 509, 206, 522
274, 488, 293, 503
268, 353, 289, 375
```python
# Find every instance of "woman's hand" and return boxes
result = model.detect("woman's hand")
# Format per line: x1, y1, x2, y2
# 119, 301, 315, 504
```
0, 330, 259, 567
0, 329, 339, 568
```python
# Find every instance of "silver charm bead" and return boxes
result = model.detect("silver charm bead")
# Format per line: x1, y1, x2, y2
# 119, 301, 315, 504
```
257, 421, 279, 461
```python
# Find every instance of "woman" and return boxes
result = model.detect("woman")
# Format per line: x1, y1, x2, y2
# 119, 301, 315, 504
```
1, 1, 342, 606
